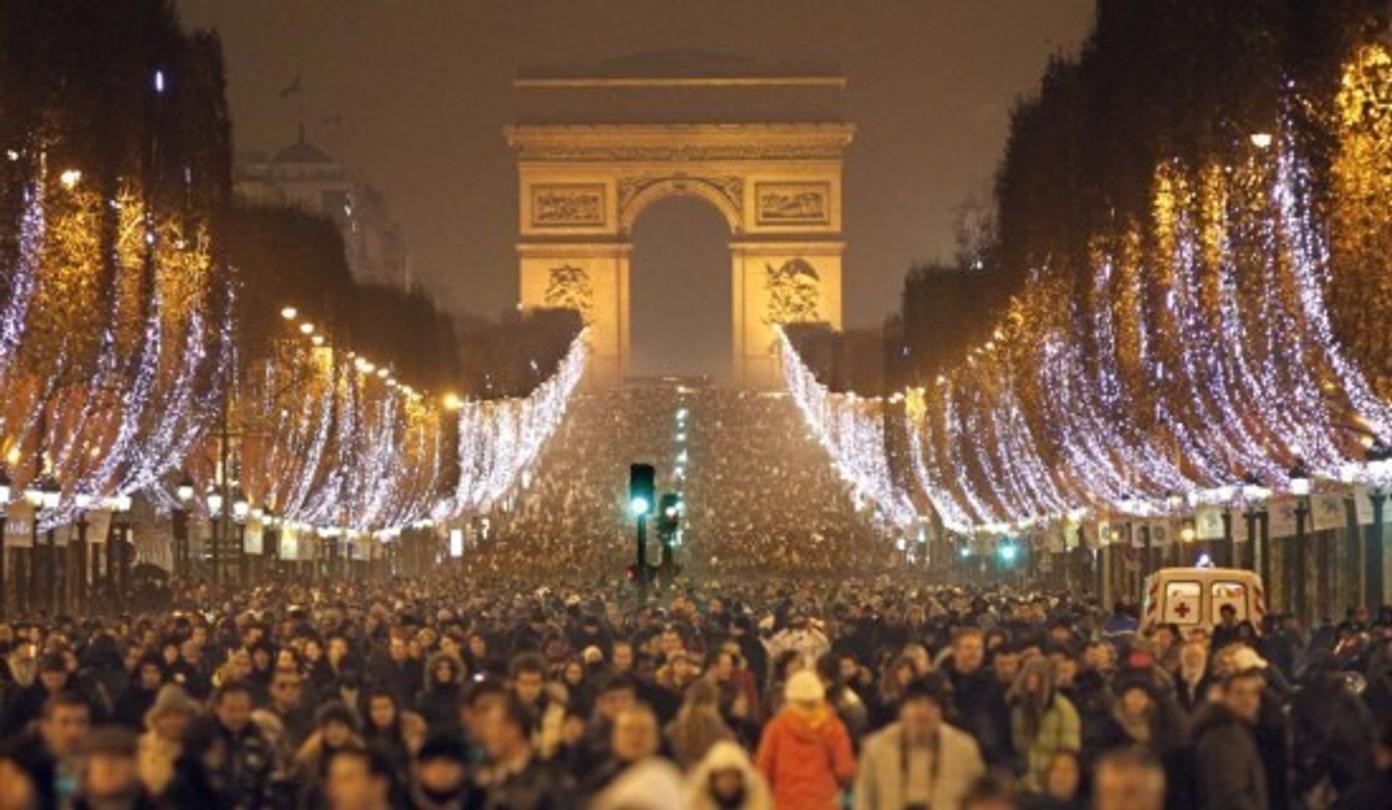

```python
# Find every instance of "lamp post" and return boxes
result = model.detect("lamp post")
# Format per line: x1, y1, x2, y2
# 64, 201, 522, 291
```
173, 475, 195, 582
1289, 460, 1312, 621
72, 492, 93, 614
232, 488, 249, 586
106, 493, 133, 609
25, 474, 59, 616
0, 467, 10, 619
263, 513, 279, 581
206, 486, 223, 587
1365, 440, 1390, 612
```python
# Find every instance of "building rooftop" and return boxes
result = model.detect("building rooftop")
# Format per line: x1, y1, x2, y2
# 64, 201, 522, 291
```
517, 49, 841, 83
272, 125, 335, 165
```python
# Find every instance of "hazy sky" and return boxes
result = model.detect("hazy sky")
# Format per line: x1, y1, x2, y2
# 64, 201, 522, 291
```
176, 0, 1096, 342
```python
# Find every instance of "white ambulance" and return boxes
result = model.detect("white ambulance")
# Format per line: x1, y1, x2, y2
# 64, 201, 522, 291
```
1139, 567, 1266, 636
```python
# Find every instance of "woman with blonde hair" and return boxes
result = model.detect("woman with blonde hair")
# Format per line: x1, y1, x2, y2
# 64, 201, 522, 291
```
666, 678, 735, 769
137, 684, 200, 797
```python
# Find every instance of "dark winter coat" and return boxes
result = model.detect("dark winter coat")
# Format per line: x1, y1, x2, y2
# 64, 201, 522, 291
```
415, 653, 465, 736
948, 666, 1011, 767
1192, 703, 1268, 810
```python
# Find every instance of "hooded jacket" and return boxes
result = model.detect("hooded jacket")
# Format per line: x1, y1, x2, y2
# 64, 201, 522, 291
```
687, 740, 772, 810
754, 702, 855, 810
1008, 659, 1080, 792
415, 652, 464, 736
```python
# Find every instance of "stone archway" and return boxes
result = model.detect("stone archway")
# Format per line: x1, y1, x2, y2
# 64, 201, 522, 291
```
506, 52, 854, 387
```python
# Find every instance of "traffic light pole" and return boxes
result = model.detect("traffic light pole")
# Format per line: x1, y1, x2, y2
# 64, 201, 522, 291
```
635, 514, 648, 601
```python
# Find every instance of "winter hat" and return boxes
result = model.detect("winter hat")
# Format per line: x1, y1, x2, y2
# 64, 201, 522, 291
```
417, 733, 467, 764
315, 701, 360, 732
1228, 646, 1268, 673
785, 669, 825, 704
144, 685, 200, 726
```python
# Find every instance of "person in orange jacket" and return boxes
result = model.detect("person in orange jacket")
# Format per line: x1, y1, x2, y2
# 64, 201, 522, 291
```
755, 668, 856, 810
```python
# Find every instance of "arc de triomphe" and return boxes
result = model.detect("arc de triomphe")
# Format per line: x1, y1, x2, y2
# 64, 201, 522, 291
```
506, 51, 854, 387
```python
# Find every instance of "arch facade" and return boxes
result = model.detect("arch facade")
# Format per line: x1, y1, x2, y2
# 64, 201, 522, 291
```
507, 64, 854, 387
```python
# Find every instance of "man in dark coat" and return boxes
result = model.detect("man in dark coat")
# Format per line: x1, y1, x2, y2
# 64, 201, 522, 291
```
371, 633, 421, 710
210, 682, 278, 809
1192, 668, 1269, 810
1, 653, 79, 739
477, 697, 570, 809
945, 628, 1011, 767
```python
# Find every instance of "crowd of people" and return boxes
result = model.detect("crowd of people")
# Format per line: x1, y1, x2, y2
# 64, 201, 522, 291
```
0, 384, 1389, 810
463, 382, 901, 584
682, 389, 901, 580
461, 384, 683, 582
0, 574, 1388, 810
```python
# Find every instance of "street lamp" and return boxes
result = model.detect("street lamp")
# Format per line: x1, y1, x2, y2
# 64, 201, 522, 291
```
232, 488, 250, 522
25, 474, 60, 616
176, 475, 195, 503
1249, 132, 1274, 149
0, 467, 10, 618
105, 492, 132, 609
206, 485, 223, 585
1287, 459, 1313, 620
1362, 439, 1390, 612
72, 492, 93, 613
1288, 459, 1312, 496
172, 474, 195, 581
231, 488, 250, 586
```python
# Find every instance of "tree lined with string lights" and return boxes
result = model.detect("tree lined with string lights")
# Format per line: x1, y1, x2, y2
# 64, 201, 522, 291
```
890, 0, 1392, 532
0, 0, 232, 529
0, 2, 588, 599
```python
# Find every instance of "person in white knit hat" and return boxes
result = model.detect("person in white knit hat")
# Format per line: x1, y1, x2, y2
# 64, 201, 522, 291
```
754, 669, 855, 810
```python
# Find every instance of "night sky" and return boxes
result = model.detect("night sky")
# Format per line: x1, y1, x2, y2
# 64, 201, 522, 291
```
176, 0, 1095, 369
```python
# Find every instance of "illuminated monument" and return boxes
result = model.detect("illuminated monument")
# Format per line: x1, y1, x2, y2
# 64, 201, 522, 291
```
506, 50, 854, 387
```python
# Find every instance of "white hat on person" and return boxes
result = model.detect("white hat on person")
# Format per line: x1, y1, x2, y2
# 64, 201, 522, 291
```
1229, 646, 1268, 672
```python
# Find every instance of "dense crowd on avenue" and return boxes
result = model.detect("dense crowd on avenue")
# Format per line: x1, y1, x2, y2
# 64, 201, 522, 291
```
461, 387, 674, 580
467, 384, 899, 584
1, 383, 1389, 810
682, 390, 898, 579
0, 573, 1388, 810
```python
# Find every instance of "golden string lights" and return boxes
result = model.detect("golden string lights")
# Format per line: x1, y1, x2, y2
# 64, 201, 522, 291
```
0, 163, 586, 543
779, 49, 1392, 537
220, 313, 587, 540
229, 307, 444, 537
446, 331, 587, 517
778, 328, 919, 533
0, 159, 224, 530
